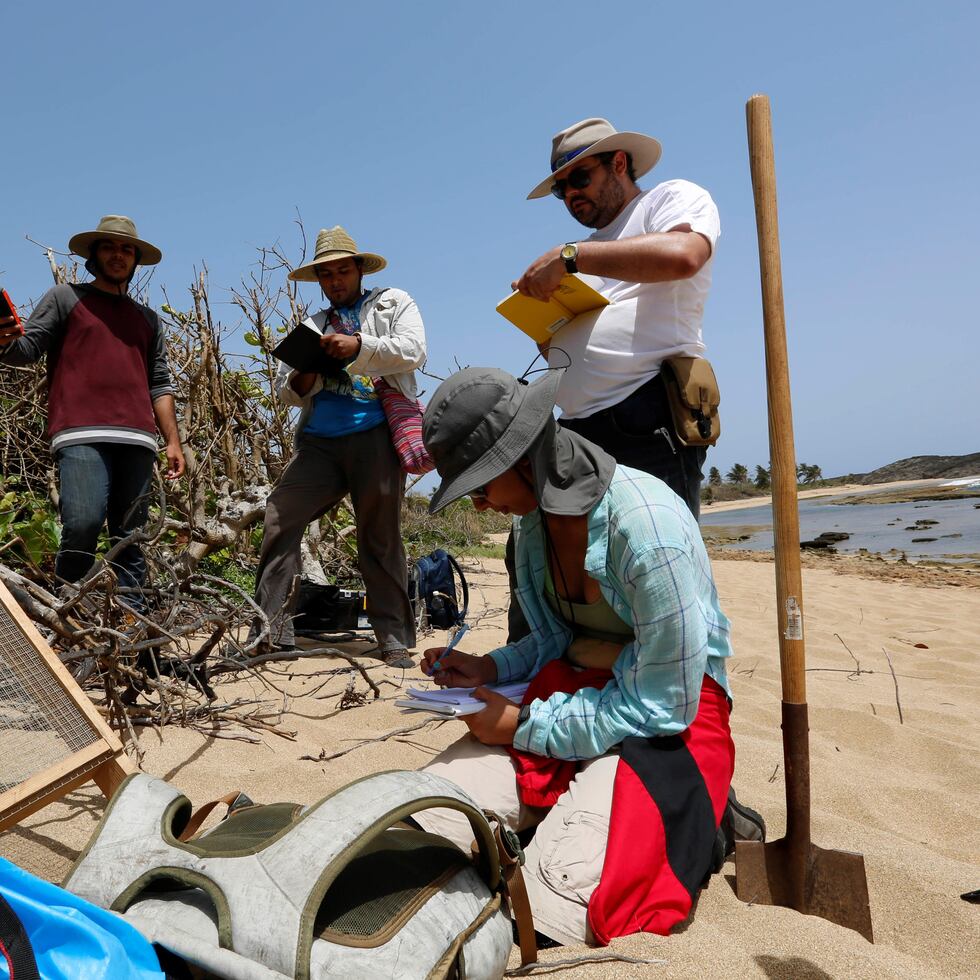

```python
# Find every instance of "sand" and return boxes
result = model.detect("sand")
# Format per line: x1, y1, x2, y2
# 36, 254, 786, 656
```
2, 554, 978, 979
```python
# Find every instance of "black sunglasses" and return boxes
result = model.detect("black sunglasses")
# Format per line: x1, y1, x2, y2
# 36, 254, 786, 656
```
550, 160, 603, 199
468, 484, 488, 499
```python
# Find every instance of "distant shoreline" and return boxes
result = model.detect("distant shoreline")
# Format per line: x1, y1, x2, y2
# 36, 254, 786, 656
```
701, 477, 980, 582
700, 477, 959, 515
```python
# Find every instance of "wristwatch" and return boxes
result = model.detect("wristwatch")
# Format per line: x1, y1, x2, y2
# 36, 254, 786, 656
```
517, 704, 531, 726
560, 242, 579, 274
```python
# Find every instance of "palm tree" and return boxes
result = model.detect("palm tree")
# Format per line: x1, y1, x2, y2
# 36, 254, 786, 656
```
726, 463, 749, 485
796, 462, 823, 484
754, 464, 771, 490
708, 467, 722, 487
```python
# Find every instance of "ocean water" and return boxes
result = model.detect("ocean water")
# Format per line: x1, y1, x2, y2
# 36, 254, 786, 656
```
700, 491, 980, 564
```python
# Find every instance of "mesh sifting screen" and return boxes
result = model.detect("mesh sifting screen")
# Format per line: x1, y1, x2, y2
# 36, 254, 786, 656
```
0, 596, 99, 793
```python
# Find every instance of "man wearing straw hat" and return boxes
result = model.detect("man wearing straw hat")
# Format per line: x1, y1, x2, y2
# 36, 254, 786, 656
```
249, 227, 425, 666
515, 117, 720, 517
0, 215, 184, 604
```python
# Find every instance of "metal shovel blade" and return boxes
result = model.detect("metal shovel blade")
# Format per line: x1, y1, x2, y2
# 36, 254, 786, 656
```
735, 837, 874, 942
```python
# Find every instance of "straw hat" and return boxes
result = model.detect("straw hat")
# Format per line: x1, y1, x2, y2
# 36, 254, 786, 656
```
68, 215, 162, 265
527, 117, 663, 200
288, 226, 387, 282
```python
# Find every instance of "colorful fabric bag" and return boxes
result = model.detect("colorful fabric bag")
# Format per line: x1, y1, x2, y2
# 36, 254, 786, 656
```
373, 378, 435, 475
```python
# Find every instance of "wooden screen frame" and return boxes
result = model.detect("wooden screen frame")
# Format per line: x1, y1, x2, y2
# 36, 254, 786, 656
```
0, 579, 133, 832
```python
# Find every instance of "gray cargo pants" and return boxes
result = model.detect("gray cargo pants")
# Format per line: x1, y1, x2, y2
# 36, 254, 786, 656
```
251, 425, 415, 653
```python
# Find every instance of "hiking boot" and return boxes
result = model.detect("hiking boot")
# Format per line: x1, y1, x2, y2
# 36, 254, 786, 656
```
708, 787, 767, 876
727, 786, 766, 843
378, 648, 415, 669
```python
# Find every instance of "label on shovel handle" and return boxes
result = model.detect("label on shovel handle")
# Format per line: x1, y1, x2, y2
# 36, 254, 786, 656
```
784, 596, 803, 640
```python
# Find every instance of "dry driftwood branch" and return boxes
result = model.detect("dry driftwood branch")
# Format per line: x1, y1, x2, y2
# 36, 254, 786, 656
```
1, 539, 300, 751
212, 644, 383, 699
881, 646, 904, 724
300, 717, 446, 764
833, 632, 869, 678
505, 953, 668, 976
172, 484, 271, 577
337, 672, 370, 710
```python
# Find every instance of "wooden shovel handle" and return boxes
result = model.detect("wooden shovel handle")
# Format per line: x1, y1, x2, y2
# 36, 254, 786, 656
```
746, 94, 807, 704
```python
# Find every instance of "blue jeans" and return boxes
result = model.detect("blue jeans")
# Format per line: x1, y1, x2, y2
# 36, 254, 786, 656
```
55, 444, 156, 602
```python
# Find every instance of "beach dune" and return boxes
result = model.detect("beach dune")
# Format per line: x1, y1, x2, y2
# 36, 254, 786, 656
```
2, 556, 977, 978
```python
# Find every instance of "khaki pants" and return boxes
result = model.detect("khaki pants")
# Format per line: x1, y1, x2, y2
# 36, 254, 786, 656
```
414, 735, 618, 946
251, 426, 415, 652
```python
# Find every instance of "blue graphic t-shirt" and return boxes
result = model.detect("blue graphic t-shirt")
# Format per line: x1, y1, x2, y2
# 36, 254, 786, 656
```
303, 294, 386, 438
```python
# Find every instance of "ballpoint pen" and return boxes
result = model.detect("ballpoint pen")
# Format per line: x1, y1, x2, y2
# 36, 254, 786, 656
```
430, 622, 469, 674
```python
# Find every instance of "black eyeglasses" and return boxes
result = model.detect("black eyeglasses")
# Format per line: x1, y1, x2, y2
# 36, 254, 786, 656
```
550, 159, 604, 199
468, 485, 488, 500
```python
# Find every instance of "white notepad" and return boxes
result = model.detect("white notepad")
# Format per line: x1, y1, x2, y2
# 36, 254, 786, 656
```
396, 682, 529, 717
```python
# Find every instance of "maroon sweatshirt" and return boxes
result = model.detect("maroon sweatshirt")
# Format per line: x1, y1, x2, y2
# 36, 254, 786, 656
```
0, 284, 174, 451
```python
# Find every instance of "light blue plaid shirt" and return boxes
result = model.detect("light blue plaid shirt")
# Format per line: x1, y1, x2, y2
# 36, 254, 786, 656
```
490, 466, 733, 761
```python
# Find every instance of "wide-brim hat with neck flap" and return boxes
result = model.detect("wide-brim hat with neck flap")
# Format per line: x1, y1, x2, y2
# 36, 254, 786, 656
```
423, 367, 563, 514
288, 226, 387, 282
68, 215, 162, 265
527, 117, 663, 200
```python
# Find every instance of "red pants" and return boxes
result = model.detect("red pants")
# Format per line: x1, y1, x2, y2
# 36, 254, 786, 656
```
588, 675, 735, 943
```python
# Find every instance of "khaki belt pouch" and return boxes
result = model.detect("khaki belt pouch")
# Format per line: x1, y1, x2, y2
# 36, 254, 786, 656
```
660, 356, 721, 447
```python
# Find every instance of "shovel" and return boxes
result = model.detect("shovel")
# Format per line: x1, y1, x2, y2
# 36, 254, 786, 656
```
734, 93, 874, 943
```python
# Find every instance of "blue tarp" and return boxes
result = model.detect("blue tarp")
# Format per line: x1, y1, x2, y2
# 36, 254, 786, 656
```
0, 857, 163, 980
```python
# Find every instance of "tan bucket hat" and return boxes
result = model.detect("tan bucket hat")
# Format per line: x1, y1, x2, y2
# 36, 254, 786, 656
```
527, 117, 663, 200
288, 226, 387, 282
68, 215, 162, 265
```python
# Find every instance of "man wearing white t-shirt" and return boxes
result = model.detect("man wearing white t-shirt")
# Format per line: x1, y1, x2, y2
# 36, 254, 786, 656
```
514, 117, 719, 517
504, 124, 765, 851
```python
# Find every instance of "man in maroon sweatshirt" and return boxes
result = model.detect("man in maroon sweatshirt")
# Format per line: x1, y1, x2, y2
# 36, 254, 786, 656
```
0, 215, 184, 606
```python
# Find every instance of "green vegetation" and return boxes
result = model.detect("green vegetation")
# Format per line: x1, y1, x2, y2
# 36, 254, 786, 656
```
701, 460, 827, 505
401, 493, 511, 559
197, 550, 258, 593
0, 479, 60, 573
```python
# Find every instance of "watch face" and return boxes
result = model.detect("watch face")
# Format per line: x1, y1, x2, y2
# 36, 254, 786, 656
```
561, 244, 577, 260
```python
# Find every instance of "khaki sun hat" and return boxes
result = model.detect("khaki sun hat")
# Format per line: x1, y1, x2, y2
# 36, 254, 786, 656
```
288, 226, 387, 282
527, 117, 663, 200
68, 215, 162, 265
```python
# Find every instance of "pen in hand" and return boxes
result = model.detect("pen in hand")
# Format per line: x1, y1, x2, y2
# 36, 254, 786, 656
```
430, 623, 470, 674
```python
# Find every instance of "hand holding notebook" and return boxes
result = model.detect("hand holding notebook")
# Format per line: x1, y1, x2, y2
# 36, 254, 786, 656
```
496, 274, 608, 343
395, 681, 529, 717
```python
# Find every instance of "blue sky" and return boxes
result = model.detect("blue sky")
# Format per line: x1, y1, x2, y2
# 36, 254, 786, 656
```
3, 1, 977, 482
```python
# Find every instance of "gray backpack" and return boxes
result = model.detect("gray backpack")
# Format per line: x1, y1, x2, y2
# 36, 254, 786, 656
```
64, 770, 523, 979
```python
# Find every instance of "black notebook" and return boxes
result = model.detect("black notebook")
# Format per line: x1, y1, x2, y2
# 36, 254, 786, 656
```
272, 319, 346, 376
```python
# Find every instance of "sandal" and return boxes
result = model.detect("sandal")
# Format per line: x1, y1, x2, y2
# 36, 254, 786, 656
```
378, 648, 415, 669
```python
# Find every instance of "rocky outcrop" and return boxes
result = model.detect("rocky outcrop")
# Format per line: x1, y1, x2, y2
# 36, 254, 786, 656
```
801, 531, 851, 550
853, 453, 980, 484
